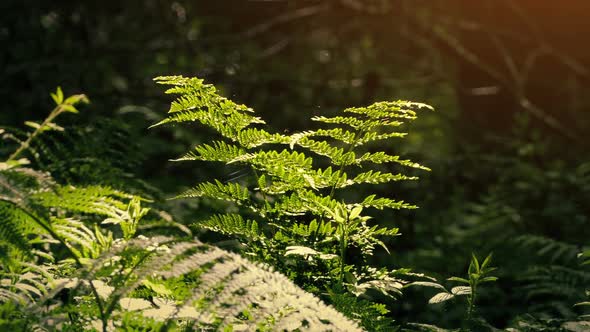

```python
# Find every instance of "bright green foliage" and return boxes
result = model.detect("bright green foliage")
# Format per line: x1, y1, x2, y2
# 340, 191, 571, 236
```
448, 253, 498, 322
407, 253, 498, 330
0, 91, 148, 309
153, 75, 433, 329
0, 89, 362, 332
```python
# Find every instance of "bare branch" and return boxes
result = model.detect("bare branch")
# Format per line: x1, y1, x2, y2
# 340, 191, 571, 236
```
244, 4, 329, 37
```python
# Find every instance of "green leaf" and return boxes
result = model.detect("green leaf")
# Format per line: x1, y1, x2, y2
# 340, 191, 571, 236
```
64, 94, 89, 105
61, 104, 79, 114
479, 276, 498, 283
481, 253, 493, 269
142, 279, 173, 296
405, 281, 447, 291
257, 174, 266, 190
285, 246, 319, 257
57, 87, 63, 102
451, 286, 471, 295
51, 86, 63, 104
196, 214, 262, 242
428, 292, 454, 304
447, 276, 470, 284
349, 205, 363, 220
344, 271, 357, 284
24, 121, 41, 130
45, 122, 65, 131
471, 253, 480, 271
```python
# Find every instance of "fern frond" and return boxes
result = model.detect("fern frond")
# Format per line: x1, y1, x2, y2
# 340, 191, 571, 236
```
269, 189, 339, 216
98, 236, 363, 331
359, 194, 417, 210
26, 117, 147, 190
1, 263, 51, 304
311, 115, 392, 131
294, 137, 356, 166
348, 170, 417, 186
518, 264, 590, 317
513, 234, 580, 265
231, 150, 322, 192
154, 75, 432, 330
357, 151, 430, 170
51, 217, 108, 259
176, 141, 246, 162
344, 101, 431, 118
236, 128, 288, 148
305, 128, 358, 145
104, 241, 200, 312
33, 185, 135, 219
288, 219, 336, 239
0, 200, 39, 254
354, 131, 407, 146
0, 288, 28, 304
176, 180, 250, 204
235, 149, 313, 170
195, 214, 263, 242
152, 76, 264, 138
158, 246, 227, 279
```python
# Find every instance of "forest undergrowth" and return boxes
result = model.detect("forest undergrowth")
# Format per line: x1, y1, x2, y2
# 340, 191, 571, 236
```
0, 78, 589, 331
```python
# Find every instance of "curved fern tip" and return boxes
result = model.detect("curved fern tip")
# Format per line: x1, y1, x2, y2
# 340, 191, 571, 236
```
148, 119, 170, 129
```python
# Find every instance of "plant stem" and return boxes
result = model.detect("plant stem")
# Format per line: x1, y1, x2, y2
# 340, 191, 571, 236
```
7, 104, 63, 162
328, 131, 364, 286
252, 168, 271, 216
339, 220, 347, 285
328, 133, 362, 200
466, 284, 477, 322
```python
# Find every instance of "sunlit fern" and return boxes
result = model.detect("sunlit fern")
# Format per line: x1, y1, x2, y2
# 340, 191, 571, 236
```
35, 236, 363, 331
0, 87, 363, 331
151, 75, 432, 302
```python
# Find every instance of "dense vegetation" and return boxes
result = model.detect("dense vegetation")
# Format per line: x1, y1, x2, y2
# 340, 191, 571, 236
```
2, 1, 590, 331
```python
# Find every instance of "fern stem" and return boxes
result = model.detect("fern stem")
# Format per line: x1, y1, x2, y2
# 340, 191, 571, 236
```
104, 248, 157, 316
328, 130, 366, 286
327, 128, 365, 199
339, 219, 348, 285
252, 168, 271, 216
7, 104, 63, 162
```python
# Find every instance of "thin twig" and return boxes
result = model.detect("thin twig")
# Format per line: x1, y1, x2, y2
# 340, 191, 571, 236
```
244, 4, 329, 37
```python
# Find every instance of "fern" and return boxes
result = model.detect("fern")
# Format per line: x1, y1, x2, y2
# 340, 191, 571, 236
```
109, 237, 364, 331
196, 213, 263, 242
1, 87, 363, 331
153, 75, 433, 329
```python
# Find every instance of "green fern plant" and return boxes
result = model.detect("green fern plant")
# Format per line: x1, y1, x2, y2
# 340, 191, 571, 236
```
0, 89, 157, 329
151, 75, 433, 328
503, 235, 590, 319
40, 236, 363, 331
24, 117, 148, 191
1, 87, 363, 331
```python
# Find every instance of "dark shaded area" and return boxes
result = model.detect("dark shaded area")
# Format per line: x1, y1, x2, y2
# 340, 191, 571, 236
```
1, 0, 589, 329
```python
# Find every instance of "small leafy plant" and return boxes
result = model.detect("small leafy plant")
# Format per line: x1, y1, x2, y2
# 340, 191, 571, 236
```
412, 253, 497, 329
448, 253, 498, 322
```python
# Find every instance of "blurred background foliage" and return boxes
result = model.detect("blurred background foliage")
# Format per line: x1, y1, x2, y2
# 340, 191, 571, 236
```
2, 0, 589, 329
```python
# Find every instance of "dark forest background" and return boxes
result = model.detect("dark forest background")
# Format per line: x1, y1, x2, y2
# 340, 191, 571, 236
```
2, 0, 589, 329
